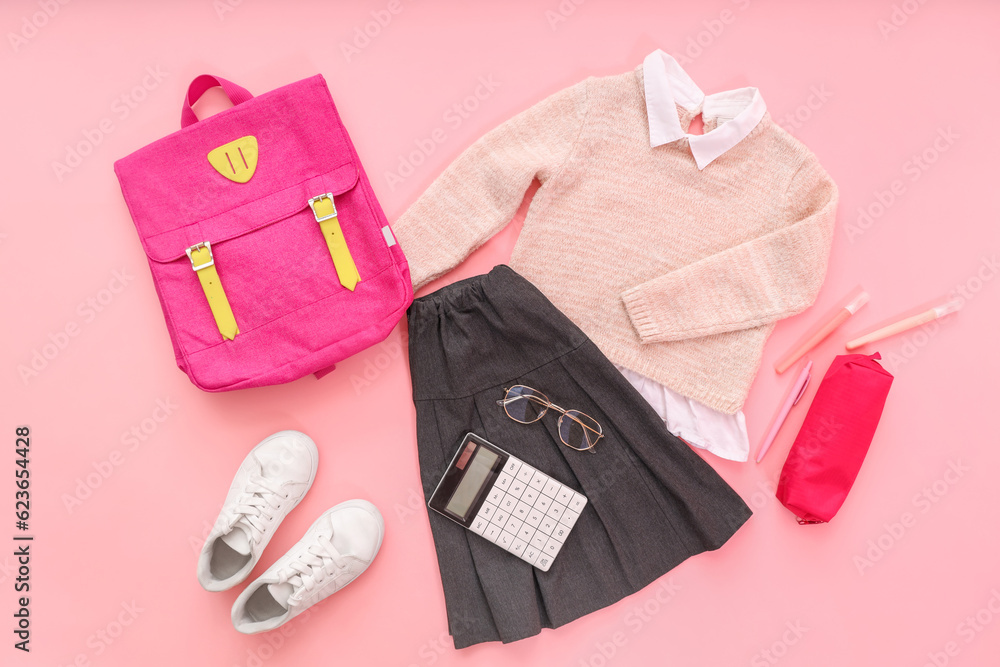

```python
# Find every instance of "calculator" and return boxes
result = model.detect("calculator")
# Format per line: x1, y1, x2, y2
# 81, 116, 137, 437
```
428, 432, 587, 572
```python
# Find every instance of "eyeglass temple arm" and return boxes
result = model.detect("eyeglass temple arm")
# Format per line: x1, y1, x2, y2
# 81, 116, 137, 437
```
495, 394, 551, 407
548, 403, 603, 438
497, 394, 603, 438
568, 416, 604, 438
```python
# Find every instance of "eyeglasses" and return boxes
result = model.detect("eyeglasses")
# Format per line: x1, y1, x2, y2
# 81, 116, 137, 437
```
496, 385, 603, 453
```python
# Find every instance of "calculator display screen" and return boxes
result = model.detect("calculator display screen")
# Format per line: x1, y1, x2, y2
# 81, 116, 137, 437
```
445, 448, 499, 519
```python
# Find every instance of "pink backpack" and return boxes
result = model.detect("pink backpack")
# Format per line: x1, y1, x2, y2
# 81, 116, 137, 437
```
114, 74, 412, 391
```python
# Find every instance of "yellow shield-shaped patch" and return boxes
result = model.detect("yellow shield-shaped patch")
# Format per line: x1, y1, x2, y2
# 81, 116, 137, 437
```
207, 136, 258, 183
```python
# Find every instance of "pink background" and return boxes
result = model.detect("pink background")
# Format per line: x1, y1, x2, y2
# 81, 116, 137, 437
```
3, 1, 999, 665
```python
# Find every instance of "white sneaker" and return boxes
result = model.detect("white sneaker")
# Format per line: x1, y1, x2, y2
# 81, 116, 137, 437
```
197, 430, 319, 592
231, 499, 385, 634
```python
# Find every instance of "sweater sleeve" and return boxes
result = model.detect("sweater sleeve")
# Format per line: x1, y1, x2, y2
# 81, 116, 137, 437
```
393, 80, 589, 290
621, 158, 838, 343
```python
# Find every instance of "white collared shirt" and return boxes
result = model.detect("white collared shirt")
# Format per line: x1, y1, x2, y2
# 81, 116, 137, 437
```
618, 365, 750, 462
643, 49, 767, 170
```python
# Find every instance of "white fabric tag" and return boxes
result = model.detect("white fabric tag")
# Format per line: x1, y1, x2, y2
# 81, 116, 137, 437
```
381, 225, 396, 247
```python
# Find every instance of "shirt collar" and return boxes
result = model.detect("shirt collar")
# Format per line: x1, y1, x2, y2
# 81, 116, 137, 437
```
643, 49, 767, 170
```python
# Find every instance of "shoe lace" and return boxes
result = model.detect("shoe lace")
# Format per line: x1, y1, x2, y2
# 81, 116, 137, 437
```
229, 475, 287, 544
275, 534, 350, 608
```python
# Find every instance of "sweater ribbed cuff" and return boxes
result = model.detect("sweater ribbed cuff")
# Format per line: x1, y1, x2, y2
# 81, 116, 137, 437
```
621, 287, 662, 343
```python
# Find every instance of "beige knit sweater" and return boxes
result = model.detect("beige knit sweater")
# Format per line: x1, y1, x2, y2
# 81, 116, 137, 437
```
394, 67, 838, 414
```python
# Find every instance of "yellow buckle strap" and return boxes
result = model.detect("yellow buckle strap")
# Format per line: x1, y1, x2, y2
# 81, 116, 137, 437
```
185, 242, 239, 341
309, 193, 361, 291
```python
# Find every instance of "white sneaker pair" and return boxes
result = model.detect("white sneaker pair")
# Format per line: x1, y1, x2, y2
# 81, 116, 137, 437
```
197, 431, 384, 634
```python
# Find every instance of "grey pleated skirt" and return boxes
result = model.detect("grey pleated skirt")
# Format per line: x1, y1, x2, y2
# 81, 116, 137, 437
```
407, 265, 751, 648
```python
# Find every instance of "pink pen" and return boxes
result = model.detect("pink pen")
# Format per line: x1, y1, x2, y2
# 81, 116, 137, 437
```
755, 360, 813, 464
775, 287, 869, 373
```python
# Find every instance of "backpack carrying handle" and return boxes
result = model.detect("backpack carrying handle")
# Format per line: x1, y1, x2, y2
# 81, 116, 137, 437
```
181, 74, 254, 128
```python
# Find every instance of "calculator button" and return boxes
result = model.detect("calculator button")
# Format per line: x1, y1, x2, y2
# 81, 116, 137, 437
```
503, 458, 521, 476
491, 509, 509, 527
538, 516, 556, 535
534, 495, 551, 513
515, 464, 536, 483
528, 471, 549, 491
546, 502, 565, 523
510, 538, 527, 557
542, 536, 563, 558
526, 508, 544, 528
500, 495, 518, 512
505, 517, 523, 534
555, 487, 573, 505
542, 479, 561, 498
529, 530, 548, 549
513, 501, 532, 520
507, 480, 526, 499
536, 555, 552, 571
521, 488, 539, 505
550, 522, 570, 543
496, 530, 514, 549
568, 492, 587, 513
559, 508, 580, 529
471, 517, 489, 535
487, 487, 504, 505
518, 524, 535, 542
523, 547, 539, 565
476, 502, 497, 521
496, 472, 513, 491
483, 524, 501, 543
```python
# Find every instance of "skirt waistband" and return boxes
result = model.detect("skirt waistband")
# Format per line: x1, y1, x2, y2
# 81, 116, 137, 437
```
407, 265, 590, 401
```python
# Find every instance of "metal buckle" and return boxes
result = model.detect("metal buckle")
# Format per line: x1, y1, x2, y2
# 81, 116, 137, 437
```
185, 241, 215, 271
308, 193, 337, 222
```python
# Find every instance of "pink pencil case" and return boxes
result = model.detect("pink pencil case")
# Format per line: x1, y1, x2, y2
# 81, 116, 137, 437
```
776, 353, 894, 523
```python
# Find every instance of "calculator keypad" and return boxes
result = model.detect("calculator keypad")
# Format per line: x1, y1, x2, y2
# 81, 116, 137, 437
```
471, 457, 587, 572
